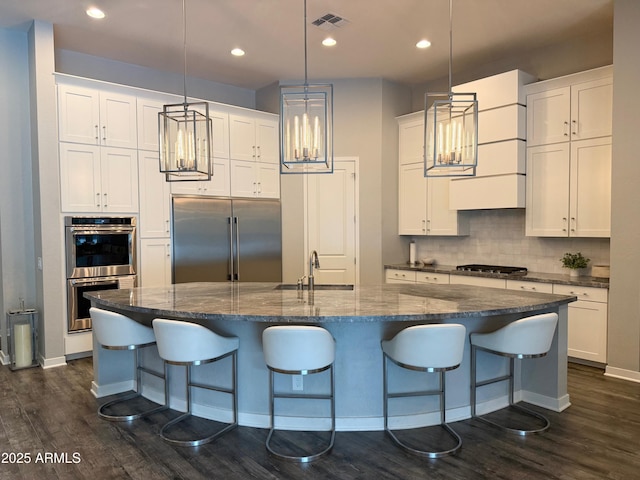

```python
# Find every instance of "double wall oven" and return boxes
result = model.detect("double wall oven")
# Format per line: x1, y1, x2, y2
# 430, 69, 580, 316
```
65, 216, 137, 333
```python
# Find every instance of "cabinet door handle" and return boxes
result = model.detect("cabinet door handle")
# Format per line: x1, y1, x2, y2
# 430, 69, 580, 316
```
570, 217, 576, 232
572, 119, 577, 136
422, 220, 426, 232
252, 146, 256, 159
257, 145, 261, 159
102, 125, 107, 142
562, 217, 567, 232
166, 244, 171, 257
257, 181, 262, 194
103, 192, 107, 207
253, 181, 257, 194
95, 125, 99, 141
426, 219, 431, 233
563, 121, 569, 136
96, 193, 100, 207
165, 219, 170, 233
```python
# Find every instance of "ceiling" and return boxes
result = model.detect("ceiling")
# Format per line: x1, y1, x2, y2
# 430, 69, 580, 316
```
0, 0, 614, 91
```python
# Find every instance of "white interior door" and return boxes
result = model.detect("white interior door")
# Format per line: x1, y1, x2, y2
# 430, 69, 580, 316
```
305, 159, 357, 285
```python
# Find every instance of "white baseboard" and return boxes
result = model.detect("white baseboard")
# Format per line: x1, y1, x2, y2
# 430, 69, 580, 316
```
91, 380, 134, 398
521, 390, 571, 412
604, 366, 640, 384
91, 381, 570, 431
0, 350, 10, 365
41, 355, 67, 369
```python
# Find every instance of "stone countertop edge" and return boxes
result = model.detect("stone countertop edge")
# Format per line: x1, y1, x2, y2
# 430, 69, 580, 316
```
85, 282, 577, 324
385, 263, 610, 288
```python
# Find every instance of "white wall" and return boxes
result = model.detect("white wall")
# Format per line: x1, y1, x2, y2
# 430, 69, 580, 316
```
608, 0, 640, 376
0, 27, 36, 358
56, 49, 256, 110
410, 28, 613, 112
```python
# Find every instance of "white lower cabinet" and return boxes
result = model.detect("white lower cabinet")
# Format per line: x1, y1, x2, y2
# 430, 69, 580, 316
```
449, 275, 507, 289
140, 239, 172, 287
416, 272, 450, 285
505, 279, 553, 294
385, 269, 416, 283
553, 283, 608, 364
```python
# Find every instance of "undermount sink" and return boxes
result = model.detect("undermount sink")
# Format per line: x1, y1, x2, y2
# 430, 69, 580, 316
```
274, 284, 354, 291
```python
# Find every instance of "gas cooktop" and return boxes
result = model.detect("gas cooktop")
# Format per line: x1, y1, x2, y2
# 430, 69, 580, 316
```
455, 264, 528, 275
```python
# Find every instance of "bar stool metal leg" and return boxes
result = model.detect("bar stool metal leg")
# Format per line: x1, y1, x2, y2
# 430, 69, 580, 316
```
383, 354, 462, 458
265, 365, 336, 463
471, 347, 550, 436
98, 346, 168, 422
160, 351, 238, 447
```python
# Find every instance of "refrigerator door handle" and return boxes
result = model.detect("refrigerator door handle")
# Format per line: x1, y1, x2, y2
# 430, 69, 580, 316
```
228, 217, 234, 281
234, 216, 240, 281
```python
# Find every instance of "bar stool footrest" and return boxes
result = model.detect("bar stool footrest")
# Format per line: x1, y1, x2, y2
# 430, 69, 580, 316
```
474, 403, 550, 436
266, 427, 336, 463
98, 393, 168, 422
385, 423, 462, 459
160, 412, 238, 447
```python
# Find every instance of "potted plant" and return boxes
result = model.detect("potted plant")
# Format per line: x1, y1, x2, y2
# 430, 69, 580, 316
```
560, 252, 590, 277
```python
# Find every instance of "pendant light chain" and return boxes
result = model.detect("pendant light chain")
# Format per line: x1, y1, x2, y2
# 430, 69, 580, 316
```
448, 0, 453, 95
182, 0, 188, 104
303, 0, 309, 86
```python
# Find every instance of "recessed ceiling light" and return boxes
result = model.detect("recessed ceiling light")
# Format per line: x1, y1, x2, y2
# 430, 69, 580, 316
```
86, 7, 105, 19
231, 48, 245, 57
416, 39, 431, 49
322, 37, 337, 47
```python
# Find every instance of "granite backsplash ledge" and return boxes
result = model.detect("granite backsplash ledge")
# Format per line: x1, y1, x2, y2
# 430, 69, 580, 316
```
410, 209, 610, 275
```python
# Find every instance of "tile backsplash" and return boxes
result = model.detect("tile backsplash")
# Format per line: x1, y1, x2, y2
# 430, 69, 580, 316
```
413, 209, 610, 274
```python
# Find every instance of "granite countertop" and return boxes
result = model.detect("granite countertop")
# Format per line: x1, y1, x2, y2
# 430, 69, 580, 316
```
385, 263, 610, 288
85, 282, 576, 324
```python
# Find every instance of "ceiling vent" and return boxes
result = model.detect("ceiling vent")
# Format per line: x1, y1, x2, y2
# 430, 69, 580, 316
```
311, 13, 350, 30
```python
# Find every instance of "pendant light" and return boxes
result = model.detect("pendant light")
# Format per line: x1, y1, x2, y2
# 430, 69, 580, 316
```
159, 0, 212, 182
280, 0, 334, 174
424, 0, 478, 178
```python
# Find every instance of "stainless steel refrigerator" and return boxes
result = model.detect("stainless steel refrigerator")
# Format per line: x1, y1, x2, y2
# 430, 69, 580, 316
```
171, 196, 282, 283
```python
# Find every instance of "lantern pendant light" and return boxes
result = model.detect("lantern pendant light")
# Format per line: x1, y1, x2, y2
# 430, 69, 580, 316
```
159, 0, 212, 182
280, 0, 334, 174
424, 0, 478, 178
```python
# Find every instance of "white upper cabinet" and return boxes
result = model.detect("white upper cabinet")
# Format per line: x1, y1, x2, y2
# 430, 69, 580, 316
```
399, 116, 424, 165
137, 99, 163, 151
230, 160, 280, 198
525, 137, 611, 237
58, 84, 137, 149
229, 113, 279, 164
397, 113, 467, 236
525, 66, 612, 237
138, 150, 171, 238
60, 143, 138, 213
526, 68, 612, 147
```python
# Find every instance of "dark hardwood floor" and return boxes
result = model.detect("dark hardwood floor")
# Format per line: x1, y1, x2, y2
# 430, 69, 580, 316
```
1, 358, 639, 479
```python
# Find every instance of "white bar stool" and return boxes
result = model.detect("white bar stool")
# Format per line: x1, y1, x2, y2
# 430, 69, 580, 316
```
470, 312, 558, 436
262, 325, 336, 463
382, 323, 466, 458
90, 307, 168, 422
152, 318, 239, 447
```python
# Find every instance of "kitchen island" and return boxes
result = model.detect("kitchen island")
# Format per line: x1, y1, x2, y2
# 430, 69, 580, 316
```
86, 282, 575, 431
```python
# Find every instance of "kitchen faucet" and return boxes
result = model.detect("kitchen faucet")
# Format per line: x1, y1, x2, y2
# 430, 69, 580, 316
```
309, 250, 320, 291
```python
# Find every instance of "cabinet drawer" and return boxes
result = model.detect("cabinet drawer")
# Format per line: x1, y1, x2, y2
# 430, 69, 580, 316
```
553, 284, 608, 303
506, 280, 553, 293
385, 269, 416, 283
449, 275, 506, 289
416, 272, 450, 285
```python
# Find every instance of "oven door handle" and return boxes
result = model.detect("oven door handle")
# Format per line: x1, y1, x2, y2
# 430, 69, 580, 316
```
69, 278, 120, 287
